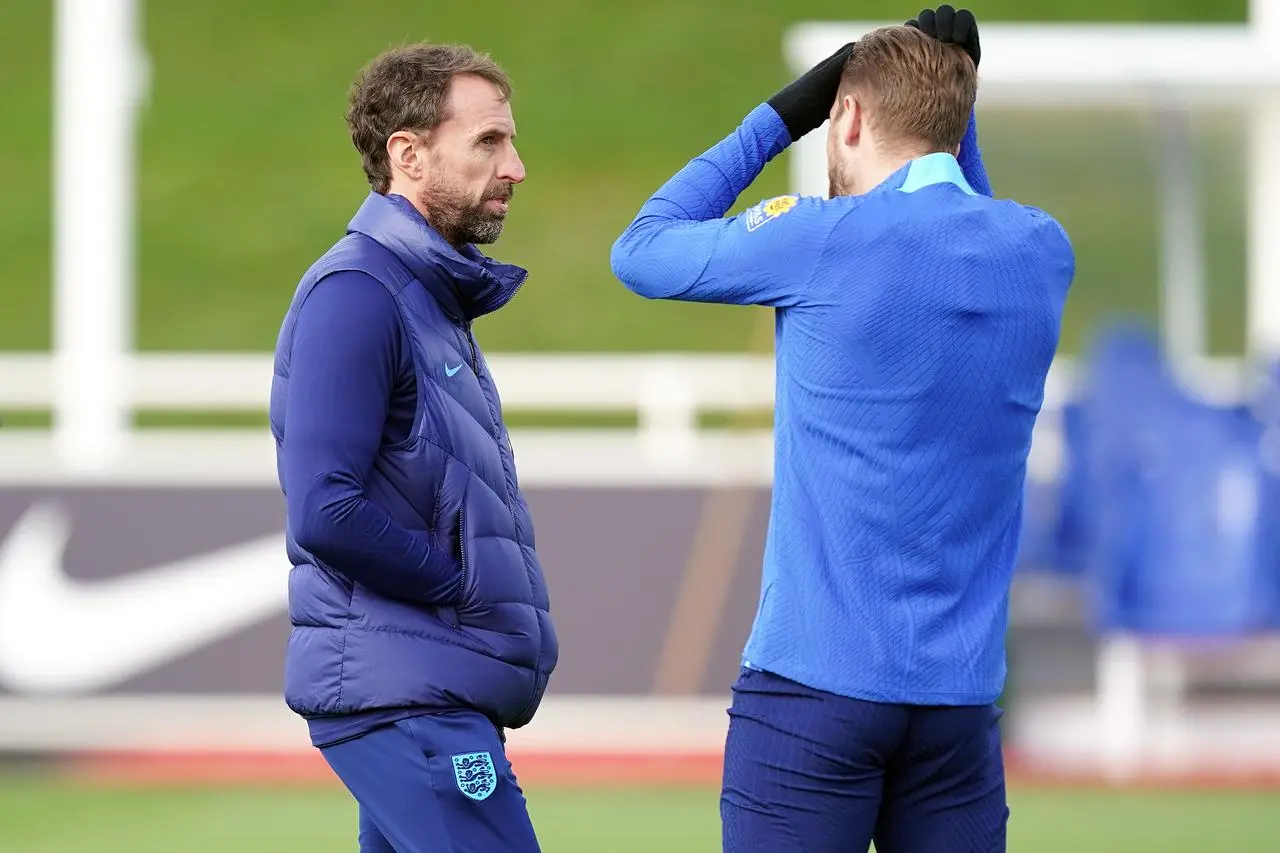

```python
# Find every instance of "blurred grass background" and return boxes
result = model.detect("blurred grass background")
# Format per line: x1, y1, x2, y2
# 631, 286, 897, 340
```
0, 0, 1251, 357
3, 779, 1280, 852
0, 3, 1272, 850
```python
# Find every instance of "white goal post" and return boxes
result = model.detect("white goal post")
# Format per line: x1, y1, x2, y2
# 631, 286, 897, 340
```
51, 0, 149, 473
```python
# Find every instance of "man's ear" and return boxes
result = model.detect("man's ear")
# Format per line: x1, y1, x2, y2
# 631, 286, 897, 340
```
842, 96, 863, 147
386, 130, 425, 182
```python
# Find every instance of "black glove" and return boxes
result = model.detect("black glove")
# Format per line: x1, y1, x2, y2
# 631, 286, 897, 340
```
906, 5, 980, 69
767, 41, 855, 141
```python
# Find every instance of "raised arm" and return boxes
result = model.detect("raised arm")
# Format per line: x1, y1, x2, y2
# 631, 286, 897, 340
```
907, 6, 991, 195
610, 43, 854, 306
609, 105, 839, 306
957, 110, 992, 197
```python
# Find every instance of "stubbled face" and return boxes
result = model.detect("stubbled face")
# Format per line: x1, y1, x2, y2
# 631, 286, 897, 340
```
825, 94, 860, 198
402, 74, 526, 246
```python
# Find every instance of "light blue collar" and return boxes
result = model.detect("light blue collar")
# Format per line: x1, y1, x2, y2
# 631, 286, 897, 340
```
897, 152, 976, 195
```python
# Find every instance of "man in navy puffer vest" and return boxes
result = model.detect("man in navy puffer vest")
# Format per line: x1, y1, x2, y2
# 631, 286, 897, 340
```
269, 43, 557, 852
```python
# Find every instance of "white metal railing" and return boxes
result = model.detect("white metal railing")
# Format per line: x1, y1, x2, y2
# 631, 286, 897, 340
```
0, 350, 1253, 422
0, 351, 1254, 486
0, 351, 777, 431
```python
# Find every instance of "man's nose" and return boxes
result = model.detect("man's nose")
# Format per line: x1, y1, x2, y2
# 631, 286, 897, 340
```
498, 149, 526, 184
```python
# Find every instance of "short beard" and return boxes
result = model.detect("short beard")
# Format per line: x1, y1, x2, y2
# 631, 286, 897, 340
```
418, 179, 514, 247
827, 158, 851, 199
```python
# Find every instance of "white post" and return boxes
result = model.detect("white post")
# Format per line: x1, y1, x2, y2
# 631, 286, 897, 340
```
638, 369, 697, 467
52, 0, 141, 472
1249, 0, 1280, 360
1156, 106, 1206, 365
1095, 635, 1146, 782
789, 125, 829, 199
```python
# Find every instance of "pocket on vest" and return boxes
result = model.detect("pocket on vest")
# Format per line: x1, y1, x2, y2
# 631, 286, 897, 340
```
455, 506, 478, 613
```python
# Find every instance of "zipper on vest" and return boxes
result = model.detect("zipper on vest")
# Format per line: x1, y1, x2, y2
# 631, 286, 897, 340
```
464, 323, 480, 375
458, 307, 543, 722
455, 510, 469, 613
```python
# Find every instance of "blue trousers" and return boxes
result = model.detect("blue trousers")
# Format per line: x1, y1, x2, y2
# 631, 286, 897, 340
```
320, 710, 540, 852
721, 667, 1008, 853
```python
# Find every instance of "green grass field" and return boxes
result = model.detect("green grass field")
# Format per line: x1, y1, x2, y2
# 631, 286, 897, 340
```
3, 7, 1273, 849
3, 779, 1279, 851
0, 0, 1254, 358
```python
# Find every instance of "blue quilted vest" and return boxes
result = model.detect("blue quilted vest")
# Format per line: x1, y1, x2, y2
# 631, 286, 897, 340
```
271, 192, 557, 729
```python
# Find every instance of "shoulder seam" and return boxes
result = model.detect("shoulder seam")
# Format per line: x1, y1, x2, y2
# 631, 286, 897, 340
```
796, 196, 866, 302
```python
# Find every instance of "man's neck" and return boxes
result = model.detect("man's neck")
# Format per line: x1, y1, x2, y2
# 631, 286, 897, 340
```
386, 181, 427, 220
852, 143, 939, 195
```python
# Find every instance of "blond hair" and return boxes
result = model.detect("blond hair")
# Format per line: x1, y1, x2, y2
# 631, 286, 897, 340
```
838, 25, 976, 154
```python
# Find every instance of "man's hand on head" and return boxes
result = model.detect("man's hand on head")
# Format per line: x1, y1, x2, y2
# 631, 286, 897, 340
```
766, 41, 856, 142
906, 5, 980, 69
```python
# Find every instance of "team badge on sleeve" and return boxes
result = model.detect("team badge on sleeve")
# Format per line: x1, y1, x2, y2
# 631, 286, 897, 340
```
745, 194, 799, 232
451, 751, 498, 801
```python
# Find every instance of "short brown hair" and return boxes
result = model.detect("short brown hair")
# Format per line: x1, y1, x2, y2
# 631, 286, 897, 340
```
346, 43, 512, 193
839, 25, 976, 155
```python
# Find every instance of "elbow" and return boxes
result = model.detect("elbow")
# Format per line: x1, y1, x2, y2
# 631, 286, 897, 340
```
609, 229, 646, 295
610, 227, 670, 300
290, 478, 357, 565
292, 512, 343, 566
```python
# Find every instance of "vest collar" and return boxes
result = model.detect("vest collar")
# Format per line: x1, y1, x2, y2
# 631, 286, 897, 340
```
346, 191, 529, 321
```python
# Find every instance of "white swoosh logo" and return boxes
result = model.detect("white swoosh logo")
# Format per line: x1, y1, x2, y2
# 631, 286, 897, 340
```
0, 501, 288, 693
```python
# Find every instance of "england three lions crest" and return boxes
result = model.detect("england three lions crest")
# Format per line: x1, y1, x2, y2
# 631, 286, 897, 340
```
452, 751, 498, 801
744, 194, 798, 232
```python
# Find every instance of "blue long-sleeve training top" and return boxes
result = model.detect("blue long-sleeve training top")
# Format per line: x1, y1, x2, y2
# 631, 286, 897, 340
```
611, 103, 1074, 705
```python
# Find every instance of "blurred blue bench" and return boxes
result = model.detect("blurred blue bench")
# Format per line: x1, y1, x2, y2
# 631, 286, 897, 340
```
1027, 322, 1280, 637
1013, 321, 1280, 777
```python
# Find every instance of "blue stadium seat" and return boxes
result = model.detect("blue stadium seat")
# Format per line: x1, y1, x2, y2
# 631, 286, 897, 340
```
1068, 327, 1280, 636
1096, 398, 1277, 635
1041, 322, 1173, 580
1252, 357, 1280, 629
1015, 478, 1068, 573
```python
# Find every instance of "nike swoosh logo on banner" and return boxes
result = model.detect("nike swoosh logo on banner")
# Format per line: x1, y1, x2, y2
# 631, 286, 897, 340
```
0, 501, 289, 694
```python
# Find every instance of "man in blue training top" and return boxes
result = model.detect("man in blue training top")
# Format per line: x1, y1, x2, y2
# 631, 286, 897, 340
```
269, 43, 557, 852
611, 7, 1073, 852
